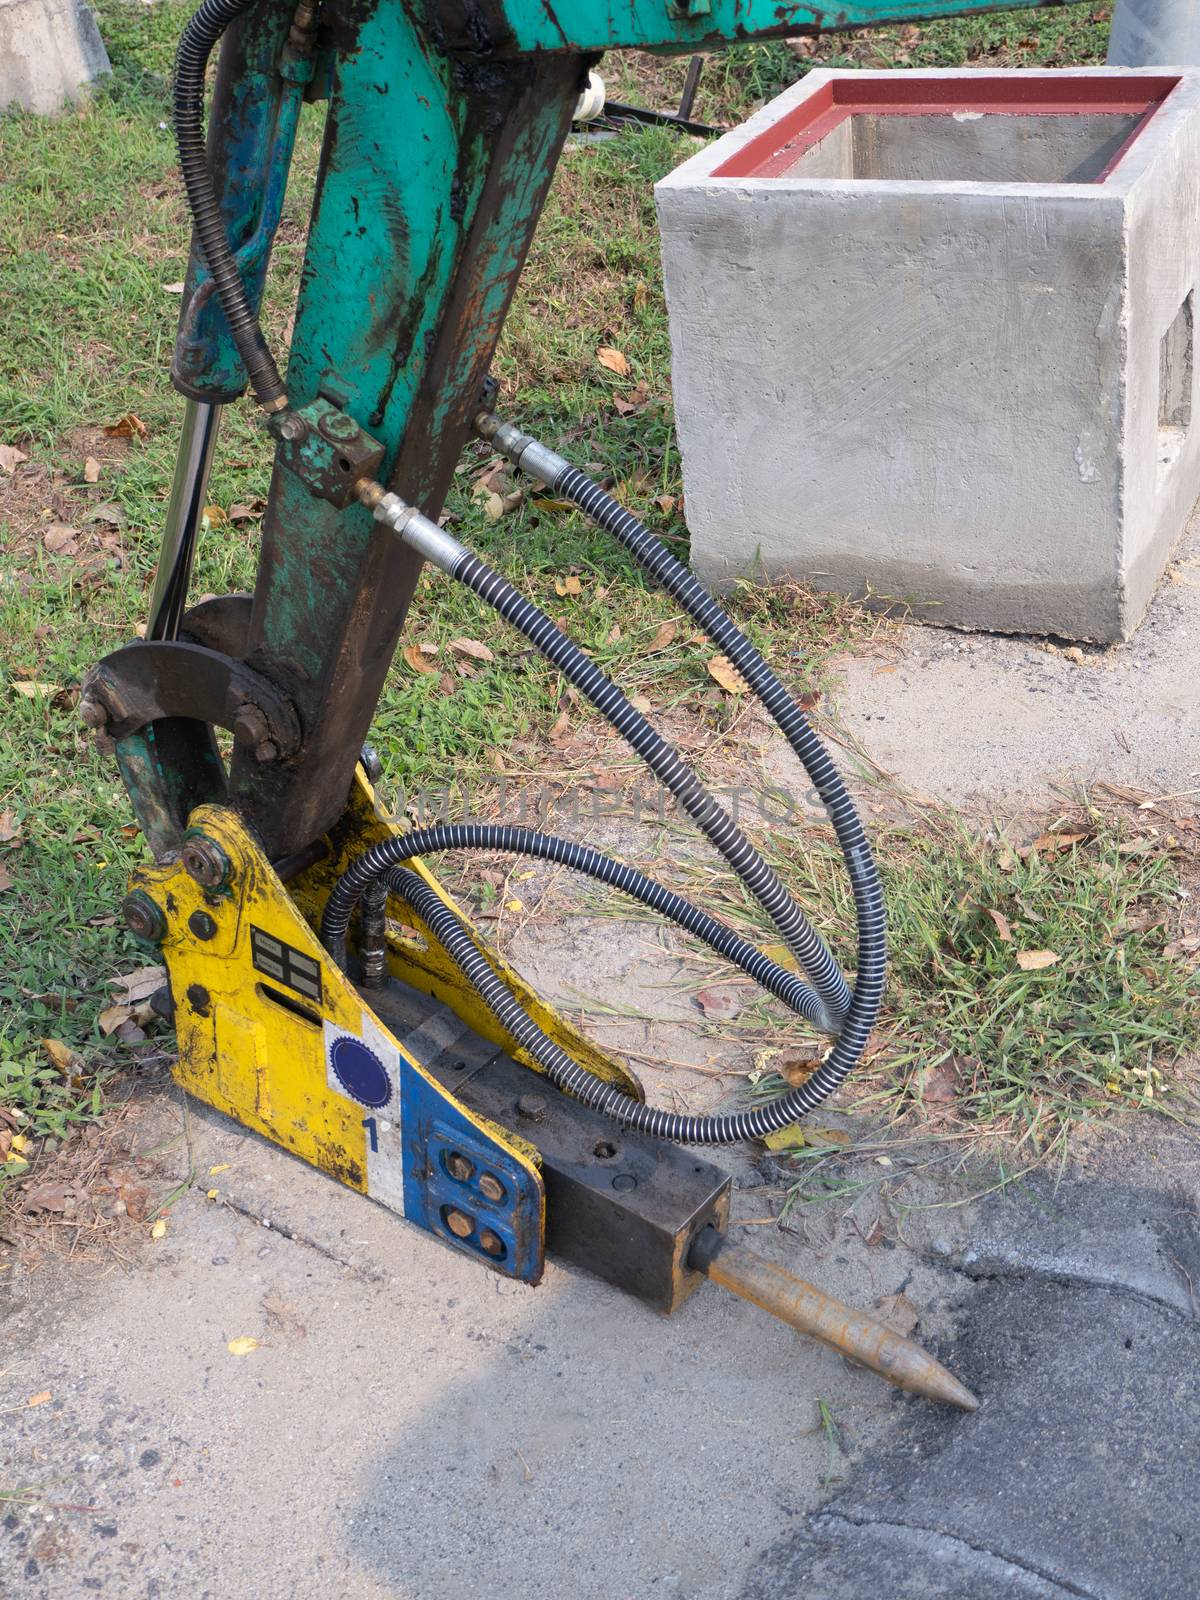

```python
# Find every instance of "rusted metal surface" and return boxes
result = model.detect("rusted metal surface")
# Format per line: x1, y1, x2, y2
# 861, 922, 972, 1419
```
689, 1225, 979, 1410
84, 641, 300, 758
225, 12, 587, 856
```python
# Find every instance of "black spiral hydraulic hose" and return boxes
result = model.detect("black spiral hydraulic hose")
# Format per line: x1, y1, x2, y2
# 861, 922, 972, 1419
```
475, 421, 887, 1131
321, 823, 830, 1028
449, 551, 851, 1030
174, 0, 287, 409
364, 863, 808, 1144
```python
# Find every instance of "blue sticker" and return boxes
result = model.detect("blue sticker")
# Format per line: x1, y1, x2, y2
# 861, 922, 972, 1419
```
329, 1035, 392, 1108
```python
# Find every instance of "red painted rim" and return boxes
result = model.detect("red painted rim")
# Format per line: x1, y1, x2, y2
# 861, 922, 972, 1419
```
712, 74, 1182, 182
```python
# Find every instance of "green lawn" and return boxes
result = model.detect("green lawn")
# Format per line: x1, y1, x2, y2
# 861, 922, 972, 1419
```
5, 2, 1194, 1191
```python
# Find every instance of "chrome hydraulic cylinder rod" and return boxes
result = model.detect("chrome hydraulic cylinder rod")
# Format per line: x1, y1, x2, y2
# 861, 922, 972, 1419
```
147, 398, 222, 642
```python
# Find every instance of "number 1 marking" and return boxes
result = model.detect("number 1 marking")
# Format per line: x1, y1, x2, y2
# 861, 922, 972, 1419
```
362, 1116, 378, 1152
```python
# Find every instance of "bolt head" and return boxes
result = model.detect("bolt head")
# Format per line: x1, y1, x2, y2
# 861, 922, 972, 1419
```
79, 692, 108, 730
188, 909, 218, 941
478, 1172, 505, 1203
182, 835, 230, 890
478, 1229, 505, 1258
445, 1208, 473, 1240
515, 1094, 547, 1123
317, 408, 360, 443
122, 890, 166, 943
445, 1152, 474, 1183
254, 739, 279, 764
277, 413, 308, 443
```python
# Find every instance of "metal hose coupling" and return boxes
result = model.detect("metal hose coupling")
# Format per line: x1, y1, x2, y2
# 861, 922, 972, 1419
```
475, 410, 568, 488
356, 479, 468, 573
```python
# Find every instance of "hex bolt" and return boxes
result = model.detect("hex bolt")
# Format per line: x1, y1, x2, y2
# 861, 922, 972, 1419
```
122, 890, 167, 943
78, 691, 109, 730
276, 412, 308, 443
478, 1229, 505, 1258
515, 1094, 546, 1123
254, 739, 279, 764
478, 1172, 505, 1203
188, 909, 218, 941
445, 1152, 474, 1183
445, 1208, 473, 1239
181, 835, 231, 891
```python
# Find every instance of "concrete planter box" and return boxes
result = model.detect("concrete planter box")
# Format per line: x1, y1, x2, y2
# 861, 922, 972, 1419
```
657, 68, 1200, 642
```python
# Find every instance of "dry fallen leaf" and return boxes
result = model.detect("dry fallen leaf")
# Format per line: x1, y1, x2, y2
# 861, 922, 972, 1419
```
103, 414, 148, 440
654, 493, 676, 516
759, 943, 799, 973
707, 655, 749, 695
986, 908, 1013, 942
647, 619, 677, 653
13, 681, 63, 698
696, 986, 741, 1021
1023, 830, 1090, 858
42, 1038, 79, 1073
209, 1163, 231, 1175
0, 809, 19, 843
449, 637, 495, 663
0, 862, 12, 893
22, 1184, 74, 1214
43, 522, 78, 555
26, 1391, 52, 1409
597, 346, 630, 377
82, 455, 102, 483
111, 964, 165, 1004
778, 1054, 822, 1087
227, 1336, 261, 1356
554, 574, 583, 597
612, 381, 650, 416
0, 443, 28, 473
1016, 949, 1060, 971
228, 501, 264, 522
402, 643, 438, 675
98, 1003, 133, 1036
162, 280, 185, 294
150, 1218, 167, 1240
804, 1125, 852, 1148
202, 504, 229, 528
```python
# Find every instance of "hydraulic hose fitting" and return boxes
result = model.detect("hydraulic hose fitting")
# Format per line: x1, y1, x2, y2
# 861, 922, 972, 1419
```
475, 411, 566, 487
355, 480, 468, 573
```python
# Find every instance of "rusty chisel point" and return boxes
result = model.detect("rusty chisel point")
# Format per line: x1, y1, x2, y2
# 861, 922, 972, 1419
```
689, 1225, 979, 1412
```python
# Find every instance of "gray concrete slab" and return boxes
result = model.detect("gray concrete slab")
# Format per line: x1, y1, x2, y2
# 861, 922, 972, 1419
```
1, 1091, 941, 1600
822, 508, 1200, 813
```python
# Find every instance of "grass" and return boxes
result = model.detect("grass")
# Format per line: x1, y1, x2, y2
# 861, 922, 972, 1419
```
584, 802, 1198, 1156
2, 0, 1190, 1207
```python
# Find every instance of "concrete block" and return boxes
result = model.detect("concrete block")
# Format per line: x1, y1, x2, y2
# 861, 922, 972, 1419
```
657, 68, 1200, 642
0, 0, 110, 115
1109, 0, 1200, 67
